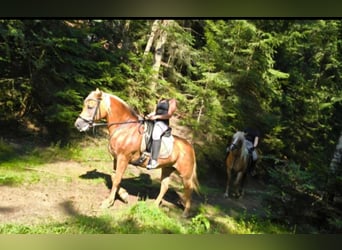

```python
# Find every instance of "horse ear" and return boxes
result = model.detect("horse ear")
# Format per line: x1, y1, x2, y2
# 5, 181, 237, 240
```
95, 88, 102, 98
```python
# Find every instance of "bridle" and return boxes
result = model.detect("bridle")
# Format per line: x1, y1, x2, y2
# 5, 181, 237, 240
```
78, 97, 103, 127
230, 136, 242, 151
78, 96, 144, 130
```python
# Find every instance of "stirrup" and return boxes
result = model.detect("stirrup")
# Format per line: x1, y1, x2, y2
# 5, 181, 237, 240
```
147, 160, 159, 170
137, 152, 150, 164
130, 152, 150, 166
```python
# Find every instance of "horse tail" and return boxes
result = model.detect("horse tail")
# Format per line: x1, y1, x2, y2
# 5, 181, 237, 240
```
191, 151, 200, 194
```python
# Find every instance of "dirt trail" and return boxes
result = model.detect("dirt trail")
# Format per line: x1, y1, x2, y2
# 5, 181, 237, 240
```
0, 158, 266, 225
1, 161, 155, 225
1, 117, 266, 225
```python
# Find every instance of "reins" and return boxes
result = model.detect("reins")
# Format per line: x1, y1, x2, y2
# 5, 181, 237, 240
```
79, 96, 145, 129
79, 117, 145, 137
79, 93, 148, 137
78, 113, 144, 128
92, 119, 144, 128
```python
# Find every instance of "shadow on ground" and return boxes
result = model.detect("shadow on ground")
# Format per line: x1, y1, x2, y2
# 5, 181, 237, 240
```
78, 168, 267, 220
79, 168, 185, 212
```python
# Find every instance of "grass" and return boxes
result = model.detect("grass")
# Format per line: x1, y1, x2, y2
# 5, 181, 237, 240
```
0, 201, 289, 234
0, 139, 66, 185
0, 202, 184, 234
0, 135, 110, 186
0, 136, 291, 234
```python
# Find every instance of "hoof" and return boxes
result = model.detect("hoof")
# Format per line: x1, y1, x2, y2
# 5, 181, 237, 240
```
120, 197, 128, 204
231, 193, 237, 199
153, 200, 161, 207
182, 211, 190, 218
118, 189, 129, 204
224, 193, 229, 198
237, 191, 244, 199
100, 199, 114, 209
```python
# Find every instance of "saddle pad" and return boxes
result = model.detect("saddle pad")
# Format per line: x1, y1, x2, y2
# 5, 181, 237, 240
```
141, 132, 174, 159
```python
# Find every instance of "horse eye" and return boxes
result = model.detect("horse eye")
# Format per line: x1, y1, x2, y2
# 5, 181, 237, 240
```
87, 105, 94, 110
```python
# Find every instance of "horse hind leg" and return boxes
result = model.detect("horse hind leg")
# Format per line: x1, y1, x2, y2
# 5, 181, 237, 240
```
154, 167, 174, 208
181, 176, 195, 218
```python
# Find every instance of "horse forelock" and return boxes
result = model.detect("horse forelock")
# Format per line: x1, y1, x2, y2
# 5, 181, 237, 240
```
232, 131, 244, 144
233, 131, 248, 161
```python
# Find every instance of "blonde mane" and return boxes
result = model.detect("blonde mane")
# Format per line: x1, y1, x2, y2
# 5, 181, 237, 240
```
101, 92, 139, 118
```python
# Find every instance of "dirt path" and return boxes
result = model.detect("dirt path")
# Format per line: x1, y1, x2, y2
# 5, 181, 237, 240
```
0, 158, 266, 225
1, 116, 266, 225
1, 160, 157, 225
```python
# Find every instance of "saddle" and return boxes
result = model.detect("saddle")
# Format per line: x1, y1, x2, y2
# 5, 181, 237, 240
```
130, 120, 174, 166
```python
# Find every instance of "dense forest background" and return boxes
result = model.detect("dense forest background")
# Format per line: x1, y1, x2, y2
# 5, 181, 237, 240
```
0, 19, 341, 232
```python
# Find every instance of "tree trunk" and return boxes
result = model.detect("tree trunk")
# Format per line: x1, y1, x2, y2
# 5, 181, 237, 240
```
144, 20, 159, 56
152, 20, 171, 91
145, 20, 172, 91
326, 131, 342, 203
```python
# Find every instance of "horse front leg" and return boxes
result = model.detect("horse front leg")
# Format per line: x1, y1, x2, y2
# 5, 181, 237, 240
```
234, 171, 245, 198
224, 170, 231, 198
111, 157, 129, 203
224, 157, 235, 198
100, 154, 128, 208
238, 172, 247, 198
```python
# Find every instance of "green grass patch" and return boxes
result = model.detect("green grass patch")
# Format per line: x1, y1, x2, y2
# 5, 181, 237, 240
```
0, 174, 20, 185
0, 138, 16, 161
0, 168, 41, 186
0, 201, 291, 234
0, 138, 80, 185
71, 137, 113, 163
0, 140, 75, 168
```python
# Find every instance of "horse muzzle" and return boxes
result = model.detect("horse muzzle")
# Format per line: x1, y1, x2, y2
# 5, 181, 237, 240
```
74, 117, 91, 132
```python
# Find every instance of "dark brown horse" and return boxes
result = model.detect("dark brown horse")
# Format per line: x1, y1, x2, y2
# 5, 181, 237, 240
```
224, 131, 250, 198
74, 88, 199, 217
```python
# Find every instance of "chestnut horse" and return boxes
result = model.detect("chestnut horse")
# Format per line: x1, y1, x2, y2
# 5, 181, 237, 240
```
224, 131, 250, 198
74, 88, 199, 217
